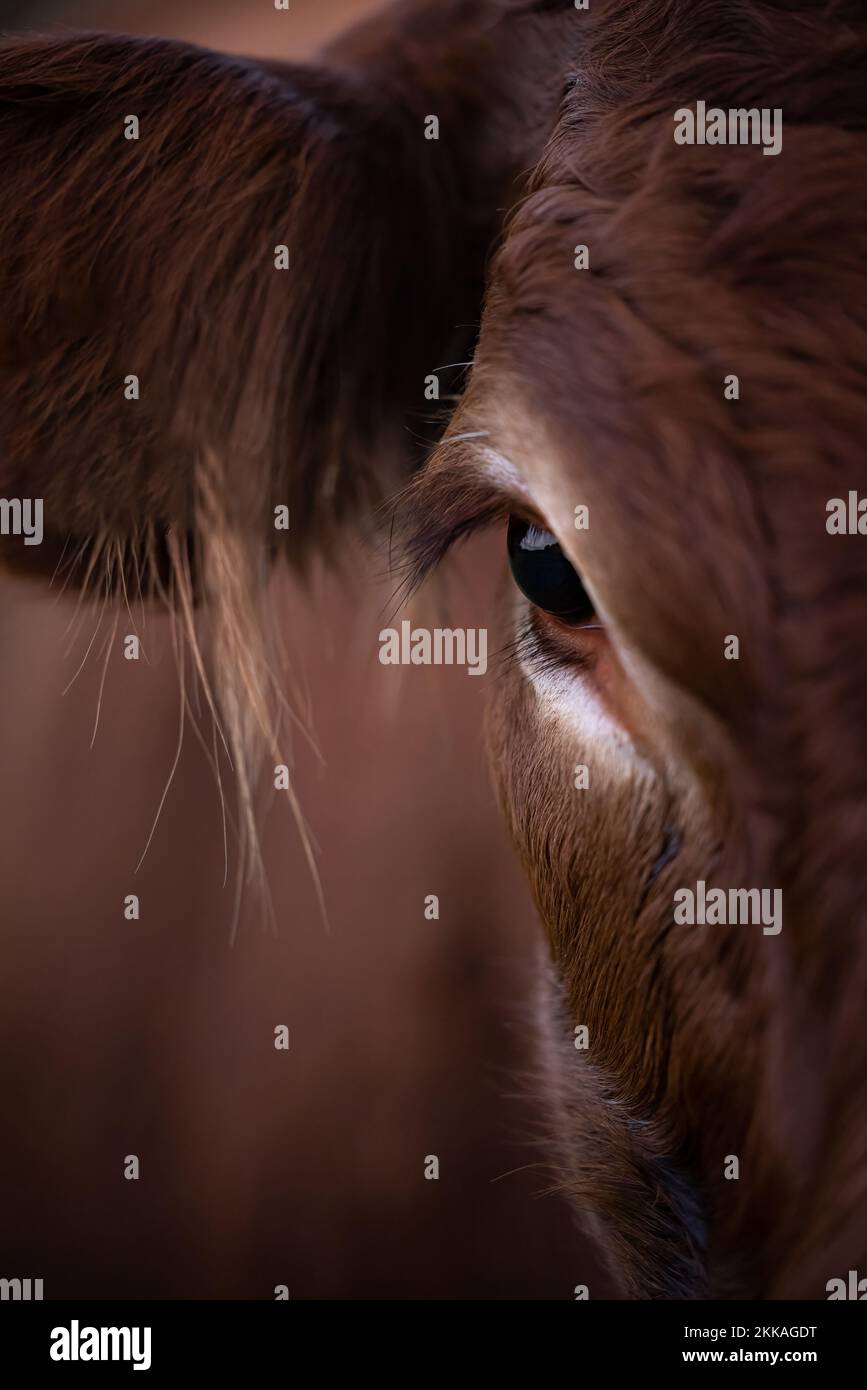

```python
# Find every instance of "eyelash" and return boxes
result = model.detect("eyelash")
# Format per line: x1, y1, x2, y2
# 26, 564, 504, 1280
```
492, 611, 598, 682
393, 504, 509, 601
395, 506, 603, 674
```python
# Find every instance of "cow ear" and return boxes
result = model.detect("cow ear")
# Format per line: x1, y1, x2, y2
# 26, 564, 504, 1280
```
0, 9, 569, 886
0, 6, 568, 594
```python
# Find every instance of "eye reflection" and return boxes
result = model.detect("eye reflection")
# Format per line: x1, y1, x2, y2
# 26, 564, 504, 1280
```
506, 516, 595, 625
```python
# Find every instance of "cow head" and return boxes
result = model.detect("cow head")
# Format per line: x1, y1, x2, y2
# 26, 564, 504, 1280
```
2, 0, 866, 1297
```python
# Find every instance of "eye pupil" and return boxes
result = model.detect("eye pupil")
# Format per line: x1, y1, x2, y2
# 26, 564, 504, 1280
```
507, 516, 595, 624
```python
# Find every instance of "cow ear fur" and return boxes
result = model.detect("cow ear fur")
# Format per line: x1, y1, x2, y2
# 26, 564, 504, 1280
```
0, 3, 570, 590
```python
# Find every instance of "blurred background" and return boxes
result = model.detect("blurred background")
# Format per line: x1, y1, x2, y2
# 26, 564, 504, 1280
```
0, 0, 607, 1297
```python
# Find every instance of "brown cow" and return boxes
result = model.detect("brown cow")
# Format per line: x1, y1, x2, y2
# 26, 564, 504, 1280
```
1, 0, 866, 1298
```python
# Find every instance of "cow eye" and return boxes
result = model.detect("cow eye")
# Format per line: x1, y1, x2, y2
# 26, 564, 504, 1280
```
507, 516, 595, 624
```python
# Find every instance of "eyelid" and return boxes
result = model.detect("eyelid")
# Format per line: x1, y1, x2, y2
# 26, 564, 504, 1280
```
447, 502, 553, 571
396, 503, 504, 597
523, 605, 607, 672
394, 459, 560, 606
396, 497, 543, 598
508, 610, 598, 681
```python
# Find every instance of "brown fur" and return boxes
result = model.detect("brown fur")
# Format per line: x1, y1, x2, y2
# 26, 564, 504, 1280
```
399, 0, 867, 1297
2, 0, 867, 1297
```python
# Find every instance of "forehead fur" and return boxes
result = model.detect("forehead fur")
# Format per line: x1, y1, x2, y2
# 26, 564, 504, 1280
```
486, 0, 867, 464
